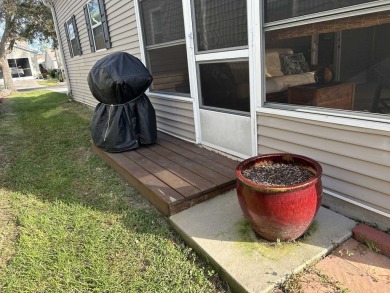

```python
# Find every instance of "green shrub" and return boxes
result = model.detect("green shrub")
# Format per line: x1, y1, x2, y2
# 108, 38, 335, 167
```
49, 69, 57, 78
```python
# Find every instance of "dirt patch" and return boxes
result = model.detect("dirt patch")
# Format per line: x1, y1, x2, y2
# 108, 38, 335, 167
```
242, 162, 314, 186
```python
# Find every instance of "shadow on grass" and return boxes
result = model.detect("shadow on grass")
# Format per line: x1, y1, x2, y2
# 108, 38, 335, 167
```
2, 90, 159, 219
0, 90, 228, 292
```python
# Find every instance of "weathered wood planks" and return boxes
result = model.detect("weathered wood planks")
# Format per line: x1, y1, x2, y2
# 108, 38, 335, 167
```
92, 132, 239, 216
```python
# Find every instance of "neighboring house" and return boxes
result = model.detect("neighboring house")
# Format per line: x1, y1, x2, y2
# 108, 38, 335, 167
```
44, 48, 62, 70
2, 42, 40, 79
36, 54, 45, 66
44, 0, 390, 227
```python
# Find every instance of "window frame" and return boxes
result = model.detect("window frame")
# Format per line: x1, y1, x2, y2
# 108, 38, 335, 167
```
260, 1, 390, 125
64, 15, 82, 58
84, 0, 111, 53
137, 0, 191, 97
191, 0, 249, 55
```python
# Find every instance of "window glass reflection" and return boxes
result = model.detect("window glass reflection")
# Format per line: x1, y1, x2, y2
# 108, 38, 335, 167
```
88, 0, 101, 26
264, 21, 390, 115
199, 62, 250, 112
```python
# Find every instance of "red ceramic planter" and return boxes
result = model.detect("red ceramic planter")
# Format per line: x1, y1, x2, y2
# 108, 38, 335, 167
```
236, 153, 323, 241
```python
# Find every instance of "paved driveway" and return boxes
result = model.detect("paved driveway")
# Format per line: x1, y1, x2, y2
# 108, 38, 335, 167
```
14, 79, 69, 94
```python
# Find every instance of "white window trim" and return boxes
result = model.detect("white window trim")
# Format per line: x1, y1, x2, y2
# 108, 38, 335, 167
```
195, 49, 249, 62
249, 0, 262, 155
148, 92, 194, 103
264, 0, 390, 31
182, 0, 201, 143
257, 106, 390, 132
86, 0, 103, 52
134, 0, 146, 64
145, 39, 186, 50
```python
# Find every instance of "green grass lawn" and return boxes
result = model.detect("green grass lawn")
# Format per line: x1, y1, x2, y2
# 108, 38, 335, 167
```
0, 90, 227, 292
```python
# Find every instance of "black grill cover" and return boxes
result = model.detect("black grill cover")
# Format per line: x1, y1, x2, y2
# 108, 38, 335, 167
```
88, 52, 157, 152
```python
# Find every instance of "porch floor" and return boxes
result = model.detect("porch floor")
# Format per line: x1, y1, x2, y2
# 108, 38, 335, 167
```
92, 132, 239, 216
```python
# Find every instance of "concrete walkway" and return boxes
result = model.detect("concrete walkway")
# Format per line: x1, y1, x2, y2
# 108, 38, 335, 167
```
170, 190, 390, 293
297, 238, 390, 292
13, 79, 68, 94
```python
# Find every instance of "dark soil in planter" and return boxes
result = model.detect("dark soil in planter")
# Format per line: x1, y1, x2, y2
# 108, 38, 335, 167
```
242, 162, 315, 186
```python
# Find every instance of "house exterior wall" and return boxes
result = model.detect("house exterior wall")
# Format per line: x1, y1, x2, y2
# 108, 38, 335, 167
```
52, 0, 388, 224
149, 96, 195, 141
257, 111, 390, 217
52, 0, 195, 141
44, 50, 59, 70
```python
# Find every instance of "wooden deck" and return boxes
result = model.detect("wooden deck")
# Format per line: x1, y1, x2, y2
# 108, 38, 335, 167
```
92, 132, 239, 216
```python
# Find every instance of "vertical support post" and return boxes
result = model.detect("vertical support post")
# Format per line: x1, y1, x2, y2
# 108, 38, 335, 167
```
248, 0, 262, 156
182, 0, 201, 144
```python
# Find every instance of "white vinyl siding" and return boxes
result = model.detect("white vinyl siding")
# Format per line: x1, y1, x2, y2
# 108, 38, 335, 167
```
53, 0, 196, 140
149, 96, 196, 141
257, 112, 390, 215
54, 0, 140, 107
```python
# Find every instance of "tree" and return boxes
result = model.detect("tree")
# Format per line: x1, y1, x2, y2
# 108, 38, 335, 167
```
0, 0, 57, 91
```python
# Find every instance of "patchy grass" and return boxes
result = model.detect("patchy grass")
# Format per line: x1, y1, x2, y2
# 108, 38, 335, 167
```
36, 79, 62, 86
0, 91, 227, 292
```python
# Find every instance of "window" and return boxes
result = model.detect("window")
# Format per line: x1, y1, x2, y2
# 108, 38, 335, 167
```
8, 58, 32, 77
139, 0, 190, 94
84, 0, 111, 52
193, 0, 250, 114
64, 16, 82, 57
193, 0, 248, 52
264, 3, 390, 116
199, 61, 250, 113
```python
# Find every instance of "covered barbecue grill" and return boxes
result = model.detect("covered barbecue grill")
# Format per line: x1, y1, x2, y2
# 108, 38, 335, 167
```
88, 52, 157, 152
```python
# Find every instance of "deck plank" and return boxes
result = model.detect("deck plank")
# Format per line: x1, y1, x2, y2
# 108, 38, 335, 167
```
158, 132, 239, 169
92, 145, 184, 215
147, 144, 230, 185
136, 147, 216, 191
124, 151, 201, 197
92, 132, 238, 216
156, 138, 236, 179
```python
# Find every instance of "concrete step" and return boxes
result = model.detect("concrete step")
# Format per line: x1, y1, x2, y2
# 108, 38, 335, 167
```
170, 189, 356, 293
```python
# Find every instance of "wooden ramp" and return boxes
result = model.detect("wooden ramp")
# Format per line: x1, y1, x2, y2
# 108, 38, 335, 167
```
92, 132, 238, 216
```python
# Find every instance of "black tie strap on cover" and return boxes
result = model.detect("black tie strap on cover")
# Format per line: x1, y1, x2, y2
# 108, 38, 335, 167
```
88, 52, 157, 152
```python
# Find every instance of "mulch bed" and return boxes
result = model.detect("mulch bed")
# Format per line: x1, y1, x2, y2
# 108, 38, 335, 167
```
242, 162, 315, 186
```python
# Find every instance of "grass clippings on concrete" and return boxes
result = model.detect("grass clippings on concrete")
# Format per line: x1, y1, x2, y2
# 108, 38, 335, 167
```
277, 266, 350, 293
0, 90, 227, 292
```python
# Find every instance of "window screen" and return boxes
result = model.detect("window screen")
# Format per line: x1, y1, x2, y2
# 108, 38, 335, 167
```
193, 0, 248, 51
139, 0, 190, 94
